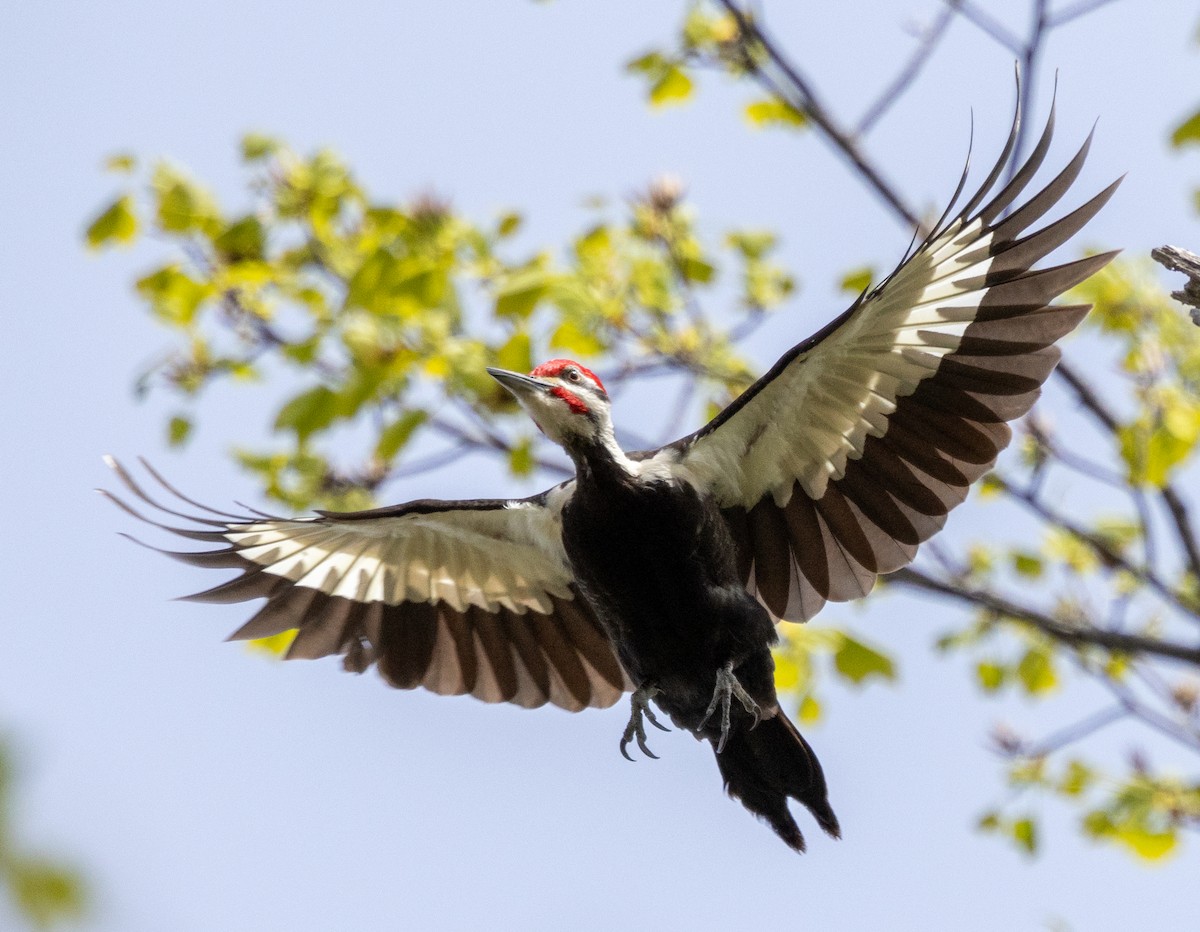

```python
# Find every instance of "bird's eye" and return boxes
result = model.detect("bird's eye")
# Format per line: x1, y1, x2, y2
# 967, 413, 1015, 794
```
566, 368, 581, 382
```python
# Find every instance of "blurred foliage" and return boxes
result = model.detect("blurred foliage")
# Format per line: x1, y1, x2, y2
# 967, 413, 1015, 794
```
87, 137, 796, 512
0, 741, 86, 929
90, 0, 1200, 867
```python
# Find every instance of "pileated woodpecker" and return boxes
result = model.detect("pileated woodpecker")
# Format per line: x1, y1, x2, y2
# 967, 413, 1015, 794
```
106, 101, 1118, 852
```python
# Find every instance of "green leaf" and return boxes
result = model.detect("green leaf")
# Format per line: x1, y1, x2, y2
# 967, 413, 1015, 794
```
85, 194, 138, 249
509, 437, 535, 476
833, 634, 896, 685
1117, 827, 1177, 860
152, 163, 222, 236
1171, 110, 1200, 148
627, 52, 694, 108
496, 212, 522, 239
1059, 760, 1094, 797
1118, 403, 1200, 488
839, 266, 873, 294
1011, 551, 1044, 578
550, 319, 604, 356
797, 693, 821, 725
103, 152, 136, 173
247, 628, 297, 657
214, 215, 266, 262
679, 255, 716, 284
496, 270, 553, 319
1016, 646, 1058, 695
726, 230, 776, 260
8, 857, 86, 927
274, 385, 340, 442
135, 265, 212, 326
1012, 817, 1038, 855
744, 97, 807, 129
167, 415, 192, 448
496, 331, 533, 375
375, 410, 428, 461
241, 132, 280, 161
975, 661, 1006, 692
653, 64, 693, 106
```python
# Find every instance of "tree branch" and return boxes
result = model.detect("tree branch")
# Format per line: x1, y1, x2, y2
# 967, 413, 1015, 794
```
856, 4, 958, 136
717, 0, 921, 228
890, 566, 1200, 666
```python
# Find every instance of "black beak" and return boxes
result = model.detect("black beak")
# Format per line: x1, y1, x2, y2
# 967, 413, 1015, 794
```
486, 367, 552, 397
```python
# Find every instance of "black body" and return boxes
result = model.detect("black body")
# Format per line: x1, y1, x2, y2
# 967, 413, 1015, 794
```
561, 439, 839, 850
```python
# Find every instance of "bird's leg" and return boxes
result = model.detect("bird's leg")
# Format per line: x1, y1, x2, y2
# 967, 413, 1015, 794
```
697, 661, 761, 754
619, 683, 669, 761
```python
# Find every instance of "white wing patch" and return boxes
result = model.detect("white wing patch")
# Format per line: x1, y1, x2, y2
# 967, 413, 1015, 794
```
677, 220, 996, 507
225, 497, 575, 614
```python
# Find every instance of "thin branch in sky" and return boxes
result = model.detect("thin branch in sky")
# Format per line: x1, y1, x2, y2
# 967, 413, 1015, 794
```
857, 3, 959, 136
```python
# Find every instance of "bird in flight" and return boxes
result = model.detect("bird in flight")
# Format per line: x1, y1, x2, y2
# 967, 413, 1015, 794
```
106, 100, 1118, 853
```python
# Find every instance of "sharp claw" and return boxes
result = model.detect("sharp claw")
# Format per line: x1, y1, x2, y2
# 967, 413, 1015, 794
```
643, 704, 670, 733
619, 684, 664, 761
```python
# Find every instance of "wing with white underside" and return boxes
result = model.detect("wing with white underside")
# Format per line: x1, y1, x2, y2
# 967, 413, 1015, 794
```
104, 459, 628, 712
655, 102, 1120, 623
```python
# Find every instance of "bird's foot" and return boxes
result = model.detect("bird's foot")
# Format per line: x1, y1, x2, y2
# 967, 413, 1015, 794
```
697, 661, 761, 754
619, 684, 669, 761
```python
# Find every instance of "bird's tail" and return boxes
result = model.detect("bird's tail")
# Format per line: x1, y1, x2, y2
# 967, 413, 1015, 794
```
713, 709, 840, 853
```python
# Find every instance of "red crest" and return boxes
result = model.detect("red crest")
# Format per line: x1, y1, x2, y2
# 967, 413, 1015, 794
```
530, 359, 607, 395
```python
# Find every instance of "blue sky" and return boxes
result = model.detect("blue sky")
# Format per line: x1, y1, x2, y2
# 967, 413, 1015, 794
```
2, 1, 1197, 929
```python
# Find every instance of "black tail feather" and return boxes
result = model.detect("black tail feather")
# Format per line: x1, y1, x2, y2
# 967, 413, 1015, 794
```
713, 709, 840, 852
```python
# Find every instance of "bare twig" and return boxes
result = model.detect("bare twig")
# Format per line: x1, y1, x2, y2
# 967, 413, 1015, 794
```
991, 472, 1197, 618
890, 566, 1200, 667
1056, 358, 1200, 596
1017, 704, 1126, 758
945, 0, 1023, 53
857, 4, 959, 136
716, 0, 921, 228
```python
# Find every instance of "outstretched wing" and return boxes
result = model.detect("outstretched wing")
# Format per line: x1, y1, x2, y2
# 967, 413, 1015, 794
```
652, 102, 1119, 623
103, 458, 628, 712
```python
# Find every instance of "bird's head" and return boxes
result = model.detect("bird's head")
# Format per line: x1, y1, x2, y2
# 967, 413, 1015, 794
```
487, 359, 613, 451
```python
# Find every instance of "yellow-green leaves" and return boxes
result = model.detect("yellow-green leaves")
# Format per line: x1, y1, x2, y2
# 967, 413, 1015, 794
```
727, 229, 795, 310
103, 152, 137, 174
167, 414, 192, 448
833, 632, 896, 685
135, 265, 213, 327
152, 164, 222, 236
85, 194, 138, 249
744, 97, 806, 130
1171, 108, 1200, 148
375, 410, 428, 462
773, 625, 896, 727
839, 266, 874, 295
92, 134, 789, 510
1118, 388, 1200, 487
241, 132, 280, 162
626, 52, 694, 108
1016, 645, 1059, 696
495, 263, 557, 319
7, 857, 87, 929
1080, 771, 1197, 861
274, 386, 340, 444
509, 437, 535, 476
0, 743, 88, 929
